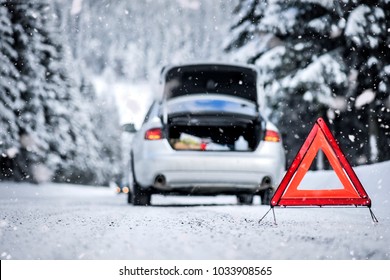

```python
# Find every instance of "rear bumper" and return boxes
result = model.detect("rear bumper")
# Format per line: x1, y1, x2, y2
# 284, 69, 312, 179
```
133, 140, 285, 193
153, 170, 273, 194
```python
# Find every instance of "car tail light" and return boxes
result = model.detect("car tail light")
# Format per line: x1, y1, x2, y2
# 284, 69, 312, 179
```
264, 130, 281, 142
145, 128, 163, 140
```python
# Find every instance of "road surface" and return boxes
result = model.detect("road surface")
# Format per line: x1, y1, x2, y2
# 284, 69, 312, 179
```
0, 161, 389, 260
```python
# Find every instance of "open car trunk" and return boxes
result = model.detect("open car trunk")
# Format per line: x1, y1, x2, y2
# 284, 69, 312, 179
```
162, 64, 262, 151
168, 117, 262, 152
165, 96, 263, 151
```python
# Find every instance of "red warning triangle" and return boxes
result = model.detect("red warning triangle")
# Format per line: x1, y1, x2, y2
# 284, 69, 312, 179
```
271, 118, 371, 207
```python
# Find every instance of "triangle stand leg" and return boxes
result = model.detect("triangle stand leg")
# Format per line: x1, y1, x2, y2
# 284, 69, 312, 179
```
369, 207, 379, 223
272, 207, 277, 225
258, 207, 277, 225
258, 207, 272, 224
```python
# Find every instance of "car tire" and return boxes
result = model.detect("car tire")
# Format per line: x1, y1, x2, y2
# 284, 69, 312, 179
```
127, 191, 132, 204
236, 194, 254, 205
129, 151, 152, 206
260, 188, 273, 206
132, 182, 151, 206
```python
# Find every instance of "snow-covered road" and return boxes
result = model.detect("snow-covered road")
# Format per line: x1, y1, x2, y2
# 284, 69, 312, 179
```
0, 161, 389, 260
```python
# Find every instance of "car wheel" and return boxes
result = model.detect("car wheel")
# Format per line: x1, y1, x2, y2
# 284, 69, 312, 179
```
260, 188, 273, 206
129, 151, 151, 206
236, 194, 254, 205
132, 182, 151, 206
127, 191, 132, 204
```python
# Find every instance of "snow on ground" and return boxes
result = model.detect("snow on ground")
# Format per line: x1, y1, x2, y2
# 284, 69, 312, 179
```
0, 161, 389, 260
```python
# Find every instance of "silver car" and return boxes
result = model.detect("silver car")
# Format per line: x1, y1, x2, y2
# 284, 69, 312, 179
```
127, 63, 285, 205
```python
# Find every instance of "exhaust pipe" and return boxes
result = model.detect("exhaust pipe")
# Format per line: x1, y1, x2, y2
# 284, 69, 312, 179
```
154, 174, 166, 189
261, 176, 272, 187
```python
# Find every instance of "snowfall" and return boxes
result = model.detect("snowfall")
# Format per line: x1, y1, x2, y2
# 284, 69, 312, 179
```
0, 159, 389, 260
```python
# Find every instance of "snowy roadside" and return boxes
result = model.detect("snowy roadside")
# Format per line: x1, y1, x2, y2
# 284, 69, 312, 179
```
0, 161, 389, 260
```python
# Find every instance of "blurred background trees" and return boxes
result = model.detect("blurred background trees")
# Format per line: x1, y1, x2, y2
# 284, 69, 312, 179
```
0, 0, 121, 184
0, 0, 232, 185
225, 0, 390, 168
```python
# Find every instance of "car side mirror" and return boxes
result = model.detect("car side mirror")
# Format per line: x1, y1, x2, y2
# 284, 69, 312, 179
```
122, 123, 137, 133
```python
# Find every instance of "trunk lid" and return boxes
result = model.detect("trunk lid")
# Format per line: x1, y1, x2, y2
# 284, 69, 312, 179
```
162, 64, 259, 104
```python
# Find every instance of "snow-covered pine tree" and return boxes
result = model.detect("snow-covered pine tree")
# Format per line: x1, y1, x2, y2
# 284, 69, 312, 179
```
5, 0, 82, 183
224, 0, 273, 63
4, 0, 54, 181
342, 0, 390, 162
226, 0, 390, 166
31, 0, 83, 182
2, 0, 121, 185
47, 0, 119, 185
63, 76, 121, 186
0, 1, 21, 180
55, 75, 103, 185
81, 78, 122, 185
226, 0, 349, 167
35, 0, 119, 185
53, 0, 233, 82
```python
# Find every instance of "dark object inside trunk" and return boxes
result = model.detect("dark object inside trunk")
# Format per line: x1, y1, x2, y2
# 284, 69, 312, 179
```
167, 114, 262, 151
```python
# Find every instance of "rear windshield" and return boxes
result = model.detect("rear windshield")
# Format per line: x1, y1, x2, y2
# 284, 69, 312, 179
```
163, 64, 258, 103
